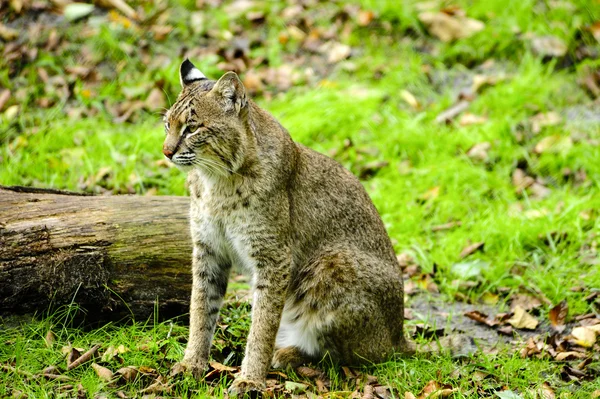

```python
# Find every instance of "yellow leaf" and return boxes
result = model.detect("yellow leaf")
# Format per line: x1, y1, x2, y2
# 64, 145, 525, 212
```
571, 326, 597, 348
507, 305, 539, 330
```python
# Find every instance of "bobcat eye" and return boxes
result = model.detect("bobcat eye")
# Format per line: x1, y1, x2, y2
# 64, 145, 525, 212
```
184, 123, 205, 135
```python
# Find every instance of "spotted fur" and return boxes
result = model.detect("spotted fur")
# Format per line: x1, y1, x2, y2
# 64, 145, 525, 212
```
165, 61, 470, 396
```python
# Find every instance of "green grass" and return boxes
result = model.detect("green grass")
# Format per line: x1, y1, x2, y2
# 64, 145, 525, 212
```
1, 0, 600, 397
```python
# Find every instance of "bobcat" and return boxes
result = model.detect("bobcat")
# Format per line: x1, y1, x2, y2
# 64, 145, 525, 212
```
164, 60, 468, 396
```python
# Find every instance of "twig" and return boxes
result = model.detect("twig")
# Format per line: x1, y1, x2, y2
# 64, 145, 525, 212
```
67, 345, 100, 370
435, 99, 470, 124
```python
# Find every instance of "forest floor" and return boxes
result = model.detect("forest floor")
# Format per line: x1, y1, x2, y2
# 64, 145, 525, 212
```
1, 0, 600, 397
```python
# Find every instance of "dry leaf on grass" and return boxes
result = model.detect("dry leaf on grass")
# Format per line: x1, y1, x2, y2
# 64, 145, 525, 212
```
549, 300, 568, 332
571, 326, 597, 348
459, 112, 487, 126
466, 142, 491, 161
459, 241, 484, 258
44, 330, 56, 348
529, 35, 568, 58
465, 310, 499, 328
530, 112, 561, 134
418, 11, 484, 42
534, 135, 573, 154
510, 293, 542, 312
417, 380, 455, 398
400, 90, 420, 110
92, 363, 114, 382
507, 306, 539, 330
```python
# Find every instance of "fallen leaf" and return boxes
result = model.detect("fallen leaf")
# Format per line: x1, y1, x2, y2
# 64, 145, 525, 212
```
405, 393, 417, 399
116, 366, 138, 382
357, 10, 375, 26
554, 351, 587, 361
466, 142, 491, 161
400, 90, 420, 109
530, 112, 562, 134
459, 112, 487, 126
549, 300, 568, 332
0, 23, 18, 41
510, 294, 542, 312
495, 390, 524, 399
418, 11, 484, 42
571, 326, 597, 347
44, 330, 56, 348
0, 89, 10, 112
64, 3, 95, 22
459, 241, 484, 258
512, 169, 534, 192
139, 380, 171, 394
91, 363, 114, 382
507, 305, 539, 330
95, 0, 138, 20
419, 186, 440, 201
322, 42, 351, 64
534, 135, 573, 154
530, 35, 568, 58
451, 260, 488, 279
465, 310, 499, 327
285, 381, 309, 394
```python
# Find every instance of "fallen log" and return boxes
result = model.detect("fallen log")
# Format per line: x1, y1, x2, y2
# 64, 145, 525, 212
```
0, 185, 193, 322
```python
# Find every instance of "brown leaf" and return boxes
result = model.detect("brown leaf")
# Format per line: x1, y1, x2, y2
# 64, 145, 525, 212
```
512, 169, 534, 192
554, 351, 587, 361
530, 111, 561, 134
507, 305, 539, 330
116, 366, 138, 382
0, 89, 10, 112
362, 384, 374, 399
44, 330, 56, 348
66, 347, 82, 369
549, 300, 568, 332
459, 242, 484, 258
67, 345, 100, 370
139, 380, 171, 394
510, 293, 542, 312
466, 142, 490, 161
418, 11, 484, 42
296, 366, 324, 379
91, 363, 114, 382
94, 0, 139, 20
357, 10, 375, 26
321, 41, 351, 64
530, 35, 568, 58
464, 310, 498, 327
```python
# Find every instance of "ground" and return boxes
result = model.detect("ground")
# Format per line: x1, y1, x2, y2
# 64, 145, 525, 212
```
1, 0, 600, 398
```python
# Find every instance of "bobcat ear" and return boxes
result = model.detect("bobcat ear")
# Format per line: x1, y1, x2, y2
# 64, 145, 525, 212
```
180, 59, 207, 87
211, 71, 247, 114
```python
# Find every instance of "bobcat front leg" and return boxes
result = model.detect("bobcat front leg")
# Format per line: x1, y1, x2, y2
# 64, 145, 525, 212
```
174, 242, 230, 378
229, 247, 290, 396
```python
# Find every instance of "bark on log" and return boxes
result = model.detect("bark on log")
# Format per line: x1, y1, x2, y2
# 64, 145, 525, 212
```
0, 185, 193, 322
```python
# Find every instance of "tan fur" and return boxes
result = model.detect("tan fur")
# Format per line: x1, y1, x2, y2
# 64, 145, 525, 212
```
164, 61, 470, 396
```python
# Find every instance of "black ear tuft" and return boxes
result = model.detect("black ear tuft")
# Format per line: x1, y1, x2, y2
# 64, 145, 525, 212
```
180, 59, 207, 87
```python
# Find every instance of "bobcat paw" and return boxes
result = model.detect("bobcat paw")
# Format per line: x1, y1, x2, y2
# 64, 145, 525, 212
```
169, 360, 208, 379
228, 378, 265, 398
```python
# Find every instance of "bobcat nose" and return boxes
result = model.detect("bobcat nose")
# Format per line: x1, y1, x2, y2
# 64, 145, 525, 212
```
163, 147, 174, 159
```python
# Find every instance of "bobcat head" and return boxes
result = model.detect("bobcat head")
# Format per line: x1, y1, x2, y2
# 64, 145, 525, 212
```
163, 59, 250, 176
